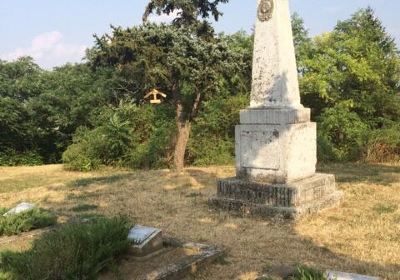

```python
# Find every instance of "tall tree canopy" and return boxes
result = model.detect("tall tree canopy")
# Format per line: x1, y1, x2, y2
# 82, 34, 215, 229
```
299, 8, 400, 124
296, 8, 400, 160
143, 0, 229, 36
90, 23, 240, 170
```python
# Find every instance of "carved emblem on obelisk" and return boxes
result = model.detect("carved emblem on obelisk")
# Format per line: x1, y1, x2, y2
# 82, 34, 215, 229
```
258, 0, 274, 22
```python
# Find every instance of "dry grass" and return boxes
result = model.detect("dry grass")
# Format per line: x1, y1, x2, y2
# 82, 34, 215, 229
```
0, 163, 399, 279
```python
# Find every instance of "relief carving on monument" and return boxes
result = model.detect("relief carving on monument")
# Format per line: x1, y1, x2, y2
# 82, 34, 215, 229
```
258, 0, 274, 22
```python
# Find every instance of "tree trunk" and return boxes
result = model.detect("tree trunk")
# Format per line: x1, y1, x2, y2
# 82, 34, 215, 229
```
171, 83, 201, 172
173, 119, 191, 172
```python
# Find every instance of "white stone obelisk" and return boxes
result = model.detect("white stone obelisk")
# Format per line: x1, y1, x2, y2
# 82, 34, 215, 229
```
251, 0, 301, 108
209, 0, 342, 218
236, 0, 316, 183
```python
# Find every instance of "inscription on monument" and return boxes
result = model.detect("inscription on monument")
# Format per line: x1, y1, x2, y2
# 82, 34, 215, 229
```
258, 0, 274, 22
240, 130, 280, 170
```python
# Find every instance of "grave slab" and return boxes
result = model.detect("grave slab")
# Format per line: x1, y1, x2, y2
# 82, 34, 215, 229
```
128, 225, 163, 257
327, 270, 380, 280
3, 202, 35, 216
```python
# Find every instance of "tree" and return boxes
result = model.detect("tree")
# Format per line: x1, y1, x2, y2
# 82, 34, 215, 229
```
295, 8, 400, 161
89, 23, 239, 171
143, 0, 229, 37
0, 58, 44, 156
299, 8, 400, 124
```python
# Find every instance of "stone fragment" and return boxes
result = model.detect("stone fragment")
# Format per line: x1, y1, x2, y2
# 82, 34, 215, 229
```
326, 270, 380, 280
128, 225, 163, 257
3, 202, 36, 216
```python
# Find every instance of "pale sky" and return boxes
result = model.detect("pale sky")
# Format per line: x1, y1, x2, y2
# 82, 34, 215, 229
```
0, 0, 398, 69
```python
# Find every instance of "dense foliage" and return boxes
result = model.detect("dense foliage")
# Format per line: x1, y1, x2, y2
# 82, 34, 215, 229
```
0, 217, 131, 280
298, 8, 400, 161
0, 7, 399, 168
63, 103, 175, 171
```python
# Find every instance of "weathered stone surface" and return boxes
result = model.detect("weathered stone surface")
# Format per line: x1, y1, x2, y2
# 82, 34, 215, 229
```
251, 0, 301, 108
236, 122, 317, 183
128, 225, 163, 257
240, 107, 310, 124
137, 238, 223, 280
3, 202, 35, 216
210, 174, 343, 219
326, 270, 380, 280
217, 174, 337, 207
209, 0, 343, 218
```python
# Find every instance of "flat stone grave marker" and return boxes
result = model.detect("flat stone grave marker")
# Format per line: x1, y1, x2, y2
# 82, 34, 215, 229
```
3, 202, 35, 216
327, 270, 380, 280
128, 225, 163, 257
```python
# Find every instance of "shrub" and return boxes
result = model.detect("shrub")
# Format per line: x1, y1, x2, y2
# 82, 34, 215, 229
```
63, 103, 175, 171
317, 104, 369, 162
187, 95, 247, 166
363, 124, 400, 163
62, 128, 106, 171
0, 217, 131, 280
0, 208, 56, 236
0, 150, 43, 166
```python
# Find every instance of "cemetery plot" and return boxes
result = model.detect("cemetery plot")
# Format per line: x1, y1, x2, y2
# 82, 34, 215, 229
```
0, 164, 399, 279
100, 237, 222, 280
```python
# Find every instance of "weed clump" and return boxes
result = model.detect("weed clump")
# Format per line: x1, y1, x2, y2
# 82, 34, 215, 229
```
0, 208, 56, 236
0, 217, 131, 280
287, 265, 326, 280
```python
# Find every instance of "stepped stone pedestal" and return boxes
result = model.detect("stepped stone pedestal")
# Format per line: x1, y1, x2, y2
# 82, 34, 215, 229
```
209, 0, 343, 218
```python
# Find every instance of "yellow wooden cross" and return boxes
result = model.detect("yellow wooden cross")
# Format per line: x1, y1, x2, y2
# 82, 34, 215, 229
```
144, 89, 167, 104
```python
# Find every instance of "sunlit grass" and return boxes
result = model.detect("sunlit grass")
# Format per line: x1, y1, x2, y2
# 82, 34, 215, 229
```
0, 163, 399, 279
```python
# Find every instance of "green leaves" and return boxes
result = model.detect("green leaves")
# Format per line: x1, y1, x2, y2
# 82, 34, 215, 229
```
143, 0, 229, 36
0, 208, 56, 236
0, 217, 131, 280
90, 24, 239, 120
299, 8, 400, 124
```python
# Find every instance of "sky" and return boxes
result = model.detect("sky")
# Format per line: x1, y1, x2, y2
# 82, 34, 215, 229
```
0, 0, 398, 69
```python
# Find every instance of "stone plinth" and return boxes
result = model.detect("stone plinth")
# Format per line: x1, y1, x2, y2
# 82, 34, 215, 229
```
211, 106, 343, 218
209, 174, 343, 219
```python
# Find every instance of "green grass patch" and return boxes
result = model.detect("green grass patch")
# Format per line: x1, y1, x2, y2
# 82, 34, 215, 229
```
71, 204, 98, 212
373, 203, 398, 215
0, 217, 132, 280
287, 265, 326, 280
0, 208, 56, 236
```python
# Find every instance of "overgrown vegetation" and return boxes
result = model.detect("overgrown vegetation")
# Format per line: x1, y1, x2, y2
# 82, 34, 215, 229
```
0, 217, 131, 280
288, 265, 326, 280
298, 8, 400, 162
63, 103, 175, 171
0, 208, 56, 236
0, 5, 399, 169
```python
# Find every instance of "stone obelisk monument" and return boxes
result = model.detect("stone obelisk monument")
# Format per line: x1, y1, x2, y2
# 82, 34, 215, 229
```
209, 0, 343, 218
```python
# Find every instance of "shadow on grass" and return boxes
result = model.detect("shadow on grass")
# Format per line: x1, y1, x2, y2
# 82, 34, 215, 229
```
67, 174, 132, 188
35, 165, 400, 279
71, 203, 99, 212
318, 163, 400, 186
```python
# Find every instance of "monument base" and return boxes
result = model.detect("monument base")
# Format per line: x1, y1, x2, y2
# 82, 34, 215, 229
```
209, 173, 343, 219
